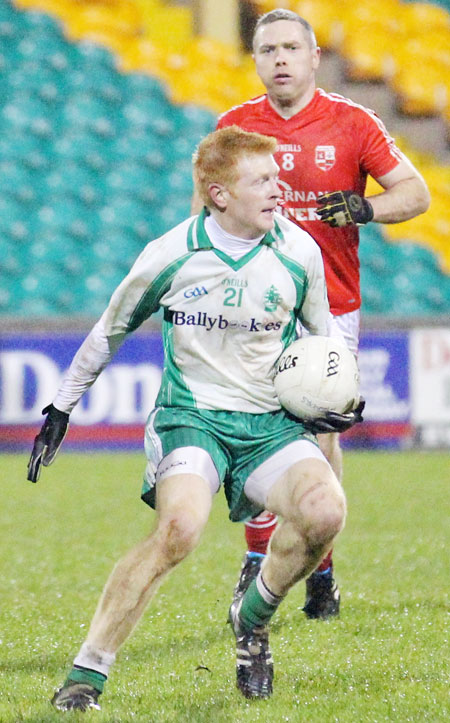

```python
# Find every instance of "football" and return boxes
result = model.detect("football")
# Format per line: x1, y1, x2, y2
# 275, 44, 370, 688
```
274, 336, 360, 420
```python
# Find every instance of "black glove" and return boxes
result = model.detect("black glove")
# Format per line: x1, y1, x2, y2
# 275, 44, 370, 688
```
317, 191, 374, 227
305, 399, 365, 434
27, 404, 69, 483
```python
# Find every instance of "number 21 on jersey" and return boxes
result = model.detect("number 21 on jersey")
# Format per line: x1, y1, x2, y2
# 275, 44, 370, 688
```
223, 288, 243, 307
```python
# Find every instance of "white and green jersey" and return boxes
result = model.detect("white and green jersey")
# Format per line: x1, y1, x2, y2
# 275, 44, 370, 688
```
54, 209, 330, 415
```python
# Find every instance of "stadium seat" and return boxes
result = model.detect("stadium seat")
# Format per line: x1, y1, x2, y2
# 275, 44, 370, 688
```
90, 229, 144, 271
157, 197, 192, 234
120, 96, 176, 136
7, 61, 64, 105
0, 195, 33, 241
360, 266, 386, 314
1, 93, 56, 139
290, 0, 344, 49
109, 129, 165, 169
121, 71, 168, 99
12, 262, 80, 316
104, 161, 158, 203
66, 65, 124, 105
53, 130, 109, 171
61, 92, 118, 138
35, 197, 92, 240
43, 162, 103, 207
0, 161, 36, 203
390, 51, 447, 115
0, 236, 22, 276
98, 197, 154, 239
28, 232, 83, 273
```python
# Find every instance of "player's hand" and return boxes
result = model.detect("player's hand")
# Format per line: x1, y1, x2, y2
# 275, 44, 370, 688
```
317, 191, 374, 227
305, 399, 365, 434
27, 404, 69, 483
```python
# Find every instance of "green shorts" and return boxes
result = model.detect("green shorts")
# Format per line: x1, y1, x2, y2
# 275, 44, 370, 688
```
141, 407, 317, 522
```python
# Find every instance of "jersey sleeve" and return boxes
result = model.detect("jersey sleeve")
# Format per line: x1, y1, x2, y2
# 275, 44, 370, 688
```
295, 235, 331, 336
52, 233, 184, 413
357, 109, 404, 180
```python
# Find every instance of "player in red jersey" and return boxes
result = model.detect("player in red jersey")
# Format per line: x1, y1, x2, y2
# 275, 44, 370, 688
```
214, 9, 430, 620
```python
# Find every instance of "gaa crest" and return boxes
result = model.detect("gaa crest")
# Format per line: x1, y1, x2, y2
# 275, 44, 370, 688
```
315, 145, 336, 171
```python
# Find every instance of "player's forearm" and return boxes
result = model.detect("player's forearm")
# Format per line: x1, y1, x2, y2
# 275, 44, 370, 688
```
368, 176, 430, 224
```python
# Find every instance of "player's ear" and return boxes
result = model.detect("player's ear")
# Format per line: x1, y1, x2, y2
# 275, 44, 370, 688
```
312, 45, 321, 70
208, 183, 228, 210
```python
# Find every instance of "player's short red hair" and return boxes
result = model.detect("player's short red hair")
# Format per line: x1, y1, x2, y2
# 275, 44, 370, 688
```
194, 126, 277, 209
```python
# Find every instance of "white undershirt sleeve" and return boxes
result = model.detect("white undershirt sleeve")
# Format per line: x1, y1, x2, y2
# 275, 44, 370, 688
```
52, 314, 126, 414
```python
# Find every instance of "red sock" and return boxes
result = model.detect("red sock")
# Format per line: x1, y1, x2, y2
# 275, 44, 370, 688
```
244, 511, 278, 555
316, 549, 333, 573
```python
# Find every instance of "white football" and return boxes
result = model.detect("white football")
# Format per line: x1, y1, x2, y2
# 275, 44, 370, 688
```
274, 336, 360, 420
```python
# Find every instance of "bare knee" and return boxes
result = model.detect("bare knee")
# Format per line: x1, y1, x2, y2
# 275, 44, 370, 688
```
158, 509, 205, 566
291, 470, 346, 548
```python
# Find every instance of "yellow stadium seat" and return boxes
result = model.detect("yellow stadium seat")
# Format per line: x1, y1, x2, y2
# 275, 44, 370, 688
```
113, 37, 167, 76
401, 2, 450, 34
401, 31, 450, 71
389, 40, 448, 116
340, 28, 395, 81
293, 0, 344, 49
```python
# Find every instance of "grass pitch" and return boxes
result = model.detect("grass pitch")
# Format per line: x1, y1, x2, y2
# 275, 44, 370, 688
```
0, 451, 448, 722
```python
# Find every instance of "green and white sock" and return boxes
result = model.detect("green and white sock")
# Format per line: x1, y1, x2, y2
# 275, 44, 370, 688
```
66, 666, 107, 693
239, 572, 284, 630
68, 643, 116, 692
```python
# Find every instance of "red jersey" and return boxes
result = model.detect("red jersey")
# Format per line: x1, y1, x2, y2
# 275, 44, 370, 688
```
217, 88, 403, 315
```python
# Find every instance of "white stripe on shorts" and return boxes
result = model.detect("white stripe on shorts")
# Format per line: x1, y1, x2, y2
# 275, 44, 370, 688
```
243, 440, 331, 510
156, 446, 220, 496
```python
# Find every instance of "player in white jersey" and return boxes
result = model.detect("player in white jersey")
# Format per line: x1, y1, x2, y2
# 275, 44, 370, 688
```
28, 127, 362, 709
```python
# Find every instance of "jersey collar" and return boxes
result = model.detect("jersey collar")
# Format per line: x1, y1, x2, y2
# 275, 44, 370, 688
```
187, 207, 283, 251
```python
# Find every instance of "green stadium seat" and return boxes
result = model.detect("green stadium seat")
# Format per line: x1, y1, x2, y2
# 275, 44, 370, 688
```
109, 130, 165, 169
98, 197, 153, 239
15, 32, 72, 65
0, 3, 15, 21
77, 264, 127, 315
104, 161, 158, 203
174, 104, 216, 137
360, 266, 385, 315
0, 236, 21, 276
76, 40, 117, 71
390, 240, 443, 273
163, 166, 194, 196
0, 161, 36, 203
0, 196, 32, 240
67, 66, 123, 105
43, 162, 103, 207
120, 97, 175, 136
29, 231, 90, 279
13, 267, 79, 316
0, 17, 21, 44
121, 72, 168, 99
61, 92, 118, 138
20, 10, 63, 34
53, 130, 109, 171
0, 285, 14, 315
7, 61, 63, 102
0, 131, 50, 171
158, 198, 191, 233
90, 230, 143, 271
35, 198, 91, 240
2, 93, 56, 138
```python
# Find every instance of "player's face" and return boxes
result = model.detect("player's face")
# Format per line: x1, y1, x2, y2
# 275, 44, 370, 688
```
253, 20, 320, 106
220, 152, 282, 239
